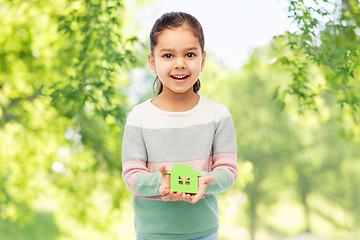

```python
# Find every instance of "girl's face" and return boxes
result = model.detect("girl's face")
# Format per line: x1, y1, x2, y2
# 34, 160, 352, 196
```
148, 25, 206, 95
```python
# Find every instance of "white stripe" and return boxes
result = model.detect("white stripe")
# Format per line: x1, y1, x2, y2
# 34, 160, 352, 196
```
126, 95, 232, 129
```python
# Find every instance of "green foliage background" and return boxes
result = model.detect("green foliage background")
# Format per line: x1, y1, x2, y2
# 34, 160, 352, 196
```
1, 0, 360, 239
0, 0, 138, 238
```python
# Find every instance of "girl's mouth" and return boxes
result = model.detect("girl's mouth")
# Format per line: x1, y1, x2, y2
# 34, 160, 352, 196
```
171, 75, 189, 82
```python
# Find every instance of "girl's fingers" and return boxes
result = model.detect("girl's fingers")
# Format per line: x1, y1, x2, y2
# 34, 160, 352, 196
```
162, 191, 174, 201
192, 186, 205, 204
165, 174, 170, 183
207, 176, 215, 184
182, 193, 193, 202
202, 176, 214, 184
171, 191, 182, 201
191, 176, 214, 204
162, 191, 197, 202
163, 191, 185, 201
159, 185, 169, 195
159, 165, 168, 177
159, 175, 170, 195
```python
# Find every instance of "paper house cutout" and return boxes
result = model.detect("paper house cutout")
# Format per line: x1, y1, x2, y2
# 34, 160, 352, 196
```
166, 163, 202, 194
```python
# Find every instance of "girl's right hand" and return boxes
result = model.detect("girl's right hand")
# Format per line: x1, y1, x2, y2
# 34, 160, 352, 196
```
159, 165, 186, 201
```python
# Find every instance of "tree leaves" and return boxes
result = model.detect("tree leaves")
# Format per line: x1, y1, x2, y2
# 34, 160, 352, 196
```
278, 0, 360, 117
0, 0, 140, 231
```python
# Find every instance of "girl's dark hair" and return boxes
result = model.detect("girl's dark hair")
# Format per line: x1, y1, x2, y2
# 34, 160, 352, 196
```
150, 12, 205, 95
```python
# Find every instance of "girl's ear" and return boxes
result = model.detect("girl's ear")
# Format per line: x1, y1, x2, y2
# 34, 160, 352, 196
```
148, 53, 158, 74
200, 51, 206, 72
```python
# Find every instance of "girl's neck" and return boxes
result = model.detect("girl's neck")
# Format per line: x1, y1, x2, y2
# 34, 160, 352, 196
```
151, 89, 200, 112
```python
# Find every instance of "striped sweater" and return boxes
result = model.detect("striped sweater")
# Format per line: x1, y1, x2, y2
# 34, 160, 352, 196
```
122, 95, 237, 240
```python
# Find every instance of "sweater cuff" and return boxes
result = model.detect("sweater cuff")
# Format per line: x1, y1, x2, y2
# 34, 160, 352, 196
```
134, 172, 163, 197
200, 170, 232, 194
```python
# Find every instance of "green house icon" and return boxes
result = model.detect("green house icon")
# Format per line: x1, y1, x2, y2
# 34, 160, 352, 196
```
166, 163, 202, 194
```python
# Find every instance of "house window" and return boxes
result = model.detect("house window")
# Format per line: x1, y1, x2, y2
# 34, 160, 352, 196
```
179, 176, 183, 185
179, 176, 191, 185
185, 177, 190, 185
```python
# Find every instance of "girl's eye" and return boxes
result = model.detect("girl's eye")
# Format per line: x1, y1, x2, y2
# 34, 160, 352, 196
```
186, 53, 195, 58
163, 54, 172, 58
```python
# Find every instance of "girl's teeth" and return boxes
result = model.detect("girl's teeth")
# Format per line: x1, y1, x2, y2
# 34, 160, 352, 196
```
173, 75, 186, 79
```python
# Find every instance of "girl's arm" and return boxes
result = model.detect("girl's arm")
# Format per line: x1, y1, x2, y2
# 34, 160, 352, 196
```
122, 160, 163, 197
201, 109, 238, 195
121, 108, 162, 197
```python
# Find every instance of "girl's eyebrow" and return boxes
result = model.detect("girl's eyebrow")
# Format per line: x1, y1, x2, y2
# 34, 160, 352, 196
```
184, 47, 198, 51
159, 47, 199, 53
159, 48, 173, 53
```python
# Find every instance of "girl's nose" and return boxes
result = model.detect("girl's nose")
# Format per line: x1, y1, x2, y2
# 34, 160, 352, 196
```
174, 57, 186, 69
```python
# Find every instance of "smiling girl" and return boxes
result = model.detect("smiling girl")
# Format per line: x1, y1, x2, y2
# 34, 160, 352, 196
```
122, 12, 238, 240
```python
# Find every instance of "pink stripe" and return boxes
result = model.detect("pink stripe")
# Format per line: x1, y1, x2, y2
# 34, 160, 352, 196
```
213, 153, 237, 187
122, 160, 149, 195
134, 194, 213, 201
147, 158, 212, 174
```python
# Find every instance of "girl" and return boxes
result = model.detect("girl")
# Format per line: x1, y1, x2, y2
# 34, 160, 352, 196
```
122, 12, 237, 240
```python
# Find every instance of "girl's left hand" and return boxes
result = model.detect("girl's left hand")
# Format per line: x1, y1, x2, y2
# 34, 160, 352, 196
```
189, 176, 215, 204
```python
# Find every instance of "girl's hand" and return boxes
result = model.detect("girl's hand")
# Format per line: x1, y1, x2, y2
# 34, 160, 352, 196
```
159, 165, 214, 203
159, 165, 170, 196
190, 176, 215, 204
159, 165, 185, 201
180, 192, 195, 203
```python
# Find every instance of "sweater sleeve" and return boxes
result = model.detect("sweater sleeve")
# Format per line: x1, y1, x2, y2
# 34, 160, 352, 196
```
202, 107, 238, 194
121, 108, 163, 197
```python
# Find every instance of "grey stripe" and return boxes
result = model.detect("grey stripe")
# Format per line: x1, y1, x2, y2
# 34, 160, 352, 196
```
213, 116, 237, 154
143, 121, 214, 163
122, 125, 148, 162
122, 116, 236, 163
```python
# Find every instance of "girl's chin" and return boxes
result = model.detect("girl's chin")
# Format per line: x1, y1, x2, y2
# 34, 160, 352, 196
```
163, 85, 194, 94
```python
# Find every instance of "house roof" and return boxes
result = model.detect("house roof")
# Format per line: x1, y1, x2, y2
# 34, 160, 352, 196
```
166, 163, 202, 177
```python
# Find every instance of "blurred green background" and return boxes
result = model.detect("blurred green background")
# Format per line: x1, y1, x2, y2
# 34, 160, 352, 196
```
1, 0, 360, 239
